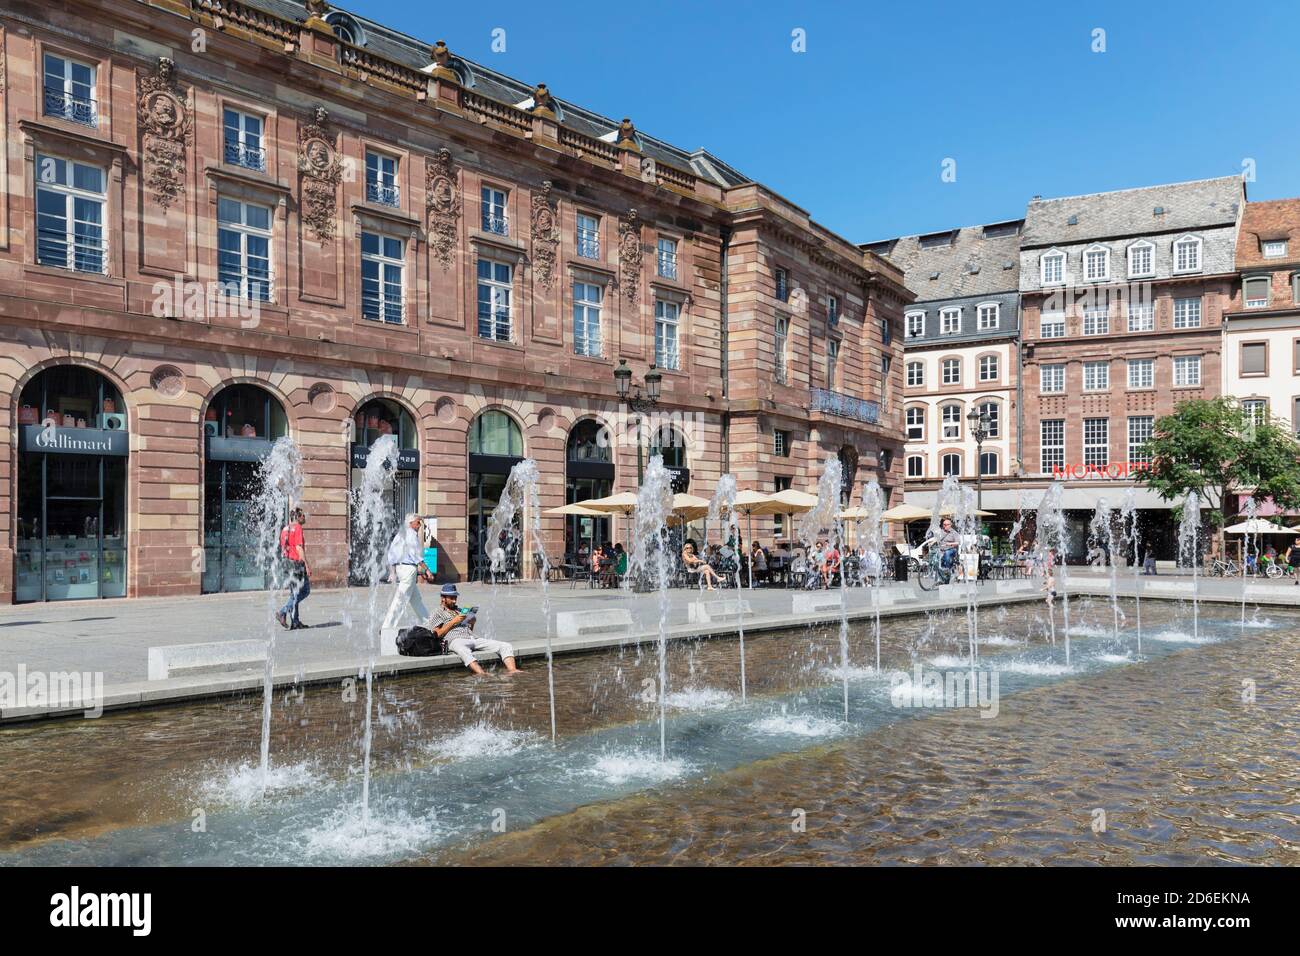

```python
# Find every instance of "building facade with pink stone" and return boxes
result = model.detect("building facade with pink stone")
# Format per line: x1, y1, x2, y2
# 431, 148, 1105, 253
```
0, 0, 908, 602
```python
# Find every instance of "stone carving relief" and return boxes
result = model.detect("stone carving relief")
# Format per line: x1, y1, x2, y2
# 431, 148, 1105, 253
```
425, 148, 460, 270
619, 209, 641, 303
298, 106, 342, 243
530, 181, 560, 291
137, 58, 192, 211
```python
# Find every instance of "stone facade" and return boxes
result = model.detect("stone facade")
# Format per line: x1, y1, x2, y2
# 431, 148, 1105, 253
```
0, 0, 908, 602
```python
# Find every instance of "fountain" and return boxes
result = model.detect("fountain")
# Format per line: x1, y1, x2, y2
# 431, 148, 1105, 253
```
625, 455, 675, 758
248, 436, 304, 795
1240, 495, 1256, 633
1179, 491, 1202, 642
706, 474, 746, 700
485, 459, 556, 741
350, 433, 400, 830
861, 479, 886, 672
1033, 482, 1071, 664
799, 455, 850, 719
1120, 487, 1142, 656
1089, 498, 1123, 643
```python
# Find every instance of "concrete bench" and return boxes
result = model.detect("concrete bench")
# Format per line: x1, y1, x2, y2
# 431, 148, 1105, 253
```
554, 608, 633, 638
792, 592, 843, 615
993, 580, 1037, 596
687, 599, 752, 624
148, 640, 268, 681
1141, 580, 1194, 596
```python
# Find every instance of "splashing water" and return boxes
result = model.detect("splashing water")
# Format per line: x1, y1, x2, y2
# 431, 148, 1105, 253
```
1179, 491, 1202, 642
626, 455, 675, 758
861, 479, 886, 672
706, 474, 746, 700
1089, 498, 1123, 642
1240, 495, 1256, 634
1034, 482, 1071, 664
250, 437, 304, 796
1120, 487, 1143, 656
800, 455, 850, 719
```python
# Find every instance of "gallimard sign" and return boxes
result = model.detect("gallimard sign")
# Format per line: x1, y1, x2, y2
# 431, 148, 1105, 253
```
22, 425, 128, 456
1051, 461, 1151, 480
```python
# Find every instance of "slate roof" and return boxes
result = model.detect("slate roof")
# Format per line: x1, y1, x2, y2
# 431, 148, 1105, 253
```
860, 220, 1023, 301
250, 1, 754, 187
1021, 176, 1243, 248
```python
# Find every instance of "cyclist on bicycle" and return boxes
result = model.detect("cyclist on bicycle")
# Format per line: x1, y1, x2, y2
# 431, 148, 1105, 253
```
923, 518, 961, 585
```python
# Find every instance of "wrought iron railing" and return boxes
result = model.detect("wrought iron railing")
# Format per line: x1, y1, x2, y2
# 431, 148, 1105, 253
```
366, 180, 400, 207
810, 387, 881, 425
44, 88, 97, 127
224, 139, 266, 172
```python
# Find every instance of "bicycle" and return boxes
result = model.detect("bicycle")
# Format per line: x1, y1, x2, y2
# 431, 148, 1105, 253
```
908, 547, 954, 592
1208, 558, 1240, 577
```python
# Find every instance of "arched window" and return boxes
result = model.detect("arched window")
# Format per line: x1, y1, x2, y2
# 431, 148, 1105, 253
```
567, 418, 611, 463
565, 419, 614, 559
975, 399, 1001, 438
907, 455, 924, 478
469, 410, 523, 457
354, 398, 417, 450
648, 425, 687, 469
942, 453, 962, 477
979, 451, 999, 476
324, 12, 365, 46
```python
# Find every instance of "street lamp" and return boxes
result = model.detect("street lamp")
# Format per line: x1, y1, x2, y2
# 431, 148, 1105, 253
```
614, 359, 661, 483
967, 407, 991, 512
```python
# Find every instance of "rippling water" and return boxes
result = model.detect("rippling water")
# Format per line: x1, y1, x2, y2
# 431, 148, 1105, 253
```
0, 597, 1295, 865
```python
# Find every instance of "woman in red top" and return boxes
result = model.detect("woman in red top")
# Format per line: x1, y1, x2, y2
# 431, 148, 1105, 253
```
277, 508, 311, 629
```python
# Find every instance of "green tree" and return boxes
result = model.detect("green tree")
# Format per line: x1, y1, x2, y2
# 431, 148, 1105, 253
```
1141, 397, 1300, 553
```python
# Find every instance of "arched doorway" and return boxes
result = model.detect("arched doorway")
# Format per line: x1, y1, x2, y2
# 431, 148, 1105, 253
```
838, 445, 859, 504
467, 410, 523, 580
349, 398, 419, 584
565, 418, 613, 562
16, 366, 128, 602
648, 424, 689, 492
202, 383, 288, 593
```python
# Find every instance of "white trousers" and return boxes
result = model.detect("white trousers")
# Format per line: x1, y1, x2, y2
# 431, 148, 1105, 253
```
447, 635, 515, 667
382, 564, 429, 631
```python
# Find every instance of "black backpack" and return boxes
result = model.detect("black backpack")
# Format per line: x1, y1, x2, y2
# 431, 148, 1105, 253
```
396, 625, 444, 657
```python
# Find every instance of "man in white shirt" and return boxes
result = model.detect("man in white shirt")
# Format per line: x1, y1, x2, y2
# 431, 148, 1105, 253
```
381, 514, 431, 649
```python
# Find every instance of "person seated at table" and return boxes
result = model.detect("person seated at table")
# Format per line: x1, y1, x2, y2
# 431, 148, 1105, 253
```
682, 540, 720, 590
749, 540, 768, 585
595, 542, 618, 587
821, 540, 841, 588
614, 542, 628, 580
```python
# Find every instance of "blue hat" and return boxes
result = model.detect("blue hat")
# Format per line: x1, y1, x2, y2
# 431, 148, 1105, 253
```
440, 583, 459, 597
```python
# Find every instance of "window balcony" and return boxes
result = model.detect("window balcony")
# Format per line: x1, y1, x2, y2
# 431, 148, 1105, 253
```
366, 180, 400, 207
362, 293, 404, 325
810, 387, 881, 426
37, 228, 107, 274
219, 271, 275, 303
657, 251, 678, 279
477, 308, 512, 342
482, 213, 509, 237
577, 233, 600, 259
223, 139, 267, 172
44, 87, 97, 127
656, 348, 680, 371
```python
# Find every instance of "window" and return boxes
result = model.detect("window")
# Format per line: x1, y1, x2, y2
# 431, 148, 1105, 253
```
1127, 302, 1154, 332
1240, 341, 1268, 376
941, 404, 962, 440
1173, 355, 1201, 387
217, 197, 272, 301
469, 410, 523, 457
1128, 241, 1154, 277
1174, 236, 1202, 273
1083, 360, 1109, 391
476, 258, 513, 341
906, 361, 923, 387
773, 429, 790, 457
1040, 363, 1065, 393
1084, 418, 1109, 466
941, 308, 961, 335
906, 311, 925, 338
655, 299, 680, 369
906, 406, 925, 441
1041, 420, 1065, 472
1294, 273, 1300, 305
942, 358, 960, 385
35, 154, 106, 274
977, 303, 1000, 330
573, 281, 603, 357
1084, 245, 1109, 281
942, 453, 962, 477
1128, 358, 1154, 389
1263, 240, 1287, 258
979, 355, 999, 381
360, 232, 403, 323
657, 237, 678, 279
577, 213, 600, 259
43, 53, 97, 127
1083, 307, 1109, 335
1040, 312, 1065, 338
1041, 251, 1065, 284
480, 186, 508, 235
1128, 416, 1154, 464
223, 109, 265, 172
827, 339, 839, 388
1244, 276, 1270, 309
907, 455, 924, 478
365, 151, 399, 206
772, 475, 792, 535
979, 452, 999, 476
828, 294, 840, 326
977, 400, 1000, 438
881, 316, 892, 346
1242, 399, 1268, 429
774, 267, 789, 302
774, 316, 788, 384
1173, 297, 1202, 328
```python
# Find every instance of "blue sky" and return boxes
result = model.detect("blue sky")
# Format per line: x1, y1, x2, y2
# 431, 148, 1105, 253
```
343, 0, 1300, 242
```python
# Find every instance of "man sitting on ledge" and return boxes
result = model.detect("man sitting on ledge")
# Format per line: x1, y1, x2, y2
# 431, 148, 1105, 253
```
429, 583, 520, 676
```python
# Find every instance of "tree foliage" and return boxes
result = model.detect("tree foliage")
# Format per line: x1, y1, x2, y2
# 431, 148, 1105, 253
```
1142, 397, 1300, 530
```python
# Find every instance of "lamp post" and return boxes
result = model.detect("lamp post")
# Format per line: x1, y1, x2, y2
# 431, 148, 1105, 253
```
614, 359, 662, 484
967, 407, 991, 512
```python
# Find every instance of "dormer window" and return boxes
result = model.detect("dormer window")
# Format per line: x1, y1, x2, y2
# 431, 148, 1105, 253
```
324, 12, 366, 46
940, 307, 961, 335
1244, 275, 1271, 309
1173, 235, 1202, 273
1041, 250, 1066, 285
977, 302, 999, 330
1263, 240, 1287, 258
1127, 240, 1154, 277
906, 311, 925, 338
1084, 245, 1110, 281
